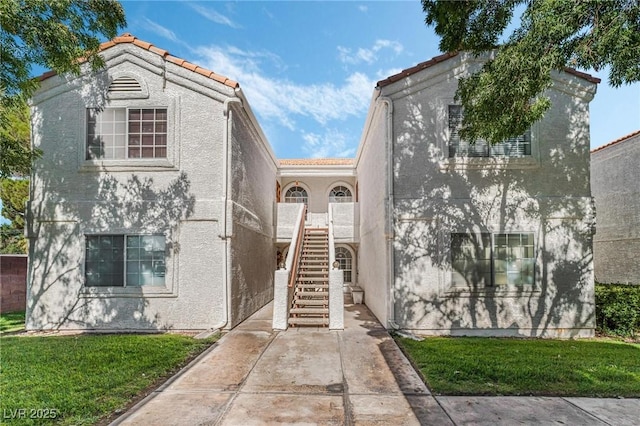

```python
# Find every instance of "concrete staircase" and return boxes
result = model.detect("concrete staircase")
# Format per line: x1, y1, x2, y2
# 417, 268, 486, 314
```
289, 228, 329, 327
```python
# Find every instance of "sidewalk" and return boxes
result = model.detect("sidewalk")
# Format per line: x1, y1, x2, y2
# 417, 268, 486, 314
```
112, 301, 639, 425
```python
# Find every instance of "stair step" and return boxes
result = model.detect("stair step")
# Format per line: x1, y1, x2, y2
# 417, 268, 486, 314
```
290, 307, 328, 315
295, 291, 328, 297
297, 284, 329, 289
297, 278, 328, 283
294, 299, 328, 306
288, 317, 329, 326
299, 270, 328, 275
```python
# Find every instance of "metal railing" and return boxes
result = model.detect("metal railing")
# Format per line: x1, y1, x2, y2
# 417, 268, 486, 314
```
287, 204, 307, 288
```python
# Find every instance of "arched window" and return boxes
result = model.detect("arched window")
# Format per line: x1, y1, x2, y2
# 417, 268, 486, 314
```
335, 247, 352, 283
284, 186, 308, 204
329, 186, 352, 203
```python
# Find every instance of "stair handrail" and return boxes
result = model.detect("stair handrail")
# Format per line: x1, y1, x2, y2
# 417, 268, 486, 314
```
286, 203, 307, 288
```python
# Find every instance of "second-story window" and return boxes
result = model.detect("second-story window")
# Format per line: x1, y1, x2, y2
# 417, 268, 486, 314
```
87, 108, 167, 160
329, 186, 353, 203
284, 186, 308, 204
448, 105, 531, 158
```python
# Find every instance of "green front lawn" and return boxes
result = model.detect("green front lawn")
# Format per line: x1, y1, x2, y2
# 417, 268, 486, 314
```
0, 333, 217, 425
0, 311, 26, 333
397, 336, 640, 397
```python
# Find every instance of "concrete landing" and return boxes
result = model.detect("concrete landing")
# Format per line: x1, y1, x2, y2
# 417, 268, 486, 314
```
112, 302, 640, 425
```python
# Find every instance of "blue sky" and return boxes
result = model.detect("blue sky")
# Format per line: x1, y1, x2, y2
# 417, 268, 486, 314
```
116, 0, 639, 159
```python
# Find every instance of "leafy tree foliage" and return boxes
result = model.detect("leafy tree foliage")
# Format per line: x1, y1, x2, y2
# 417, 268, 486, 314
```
422, 0, 640, 144
0, 96, 33, 178
0, 0, 126, 177
0, 178, 29, 254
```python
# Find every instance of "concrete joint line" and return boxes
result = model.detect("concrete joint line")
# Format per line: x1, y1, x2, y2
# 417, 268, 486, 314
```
215, 330, 280, 425
109, 338, 224, 425
433, 396, 458, 426
561, 397, 612, 426
337, 331, 355, 426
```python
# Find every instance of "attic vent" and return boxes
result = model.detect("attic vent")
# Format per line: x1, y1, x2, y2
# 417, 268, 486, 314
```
109, 76, 142, 93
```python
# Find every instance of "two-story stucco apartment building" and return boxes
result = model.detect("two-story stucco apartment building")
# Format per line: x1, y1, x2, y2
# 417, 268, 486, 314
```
26, 34, 599, 337
591, 130, 640, 285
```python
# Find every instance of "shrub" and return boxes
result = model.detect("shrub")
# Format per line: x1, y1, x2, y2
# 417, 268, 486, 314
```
595, 283, 640, 337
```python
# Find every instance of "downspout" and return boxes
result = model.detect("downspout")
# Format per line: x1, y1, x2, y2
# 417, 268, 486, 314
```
212, 95, 242, 331
378, 94, 399, 330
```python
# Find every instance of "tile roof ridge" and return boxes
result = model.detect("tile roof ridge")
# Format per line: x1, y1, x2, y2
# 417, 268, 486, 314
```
591, 129, 640, 153
377, 51, 601, 87
38, 33, 239, 89
279, 158, 355, 165
377, 51, 459, 88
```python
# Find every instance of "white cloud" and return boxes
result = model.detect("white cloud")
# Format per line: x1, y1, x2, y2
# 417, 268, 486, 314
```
338, 39, 404, 65
190, 4, 241, 29
302, 130, 357, 158
143, 18, 178, 42
358, 5, 368, 13
193, 45, 375, 130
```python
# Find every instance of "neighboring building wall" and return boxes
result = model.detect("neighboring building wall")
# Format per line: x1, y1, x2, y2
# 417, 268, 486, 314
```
27, 44, 234, 330
380, 53, 596, 337
355, 97, 391, 326
1, 255, 28, 313
591, 132, 640, 284
228, 101, 278, 327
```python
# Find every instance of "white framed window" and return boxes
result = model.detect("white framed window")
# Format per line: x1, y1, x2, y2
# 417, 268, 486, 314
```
451, 232, 535, 287
87, 108, 167, 160
329, 186, 353, 203
448, 105, 531, 158
85, 235, 166, 287
335, 247, 353, 283
284, 186, 308, 204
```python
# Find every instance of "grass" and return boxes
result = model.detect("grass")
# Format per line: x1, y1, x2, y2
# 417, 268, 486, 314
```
0, 333, 218, 425
396, 336, 640, 397
0, 311, 26, 334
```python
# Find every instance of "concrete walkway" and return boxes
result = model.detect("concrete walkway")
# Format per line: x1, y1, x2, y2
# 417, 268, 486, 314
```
112, 302, 639, 425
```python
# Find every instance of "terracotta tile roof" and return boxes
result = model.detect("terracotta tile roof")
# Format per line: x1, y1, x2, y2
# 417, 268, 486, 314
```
376, 51, 600, 87
563, 67, 601, 84
591, 129, 640, 154
38, 33, 238, 89
279, 158, 354, 166
377, 52, 459, 88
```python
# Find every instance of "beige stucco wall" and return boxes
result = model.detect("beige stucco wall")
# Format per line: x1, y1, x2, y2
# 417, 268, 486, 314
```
26, 44, 273, 330
378, 53, 597, 337
355, 97, 391, 326
591, 133, 640, 284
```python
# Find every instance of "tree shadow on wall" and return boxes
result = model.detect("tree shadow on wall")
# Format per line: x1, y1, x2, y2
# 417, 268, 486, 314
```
390, 86, 595, 337
26, 72, 196, 331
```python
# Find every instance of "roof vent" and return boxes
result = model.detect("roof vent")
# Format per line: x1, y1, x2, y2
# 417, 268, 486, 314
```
108, 76, 142, 93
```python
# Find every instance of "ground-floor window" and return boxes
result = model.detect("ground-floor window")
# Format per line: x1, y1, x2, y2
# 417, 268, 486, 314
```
335, 247, 352, 283
85, 235, 166, 287
451, 232, 534, 287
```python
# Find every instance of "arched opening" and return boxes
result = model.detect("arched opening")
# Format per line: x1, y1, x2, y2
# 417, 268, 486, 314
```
329, 185, 353, 203
335, 246, 353, 284
284, 186, 308, 204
